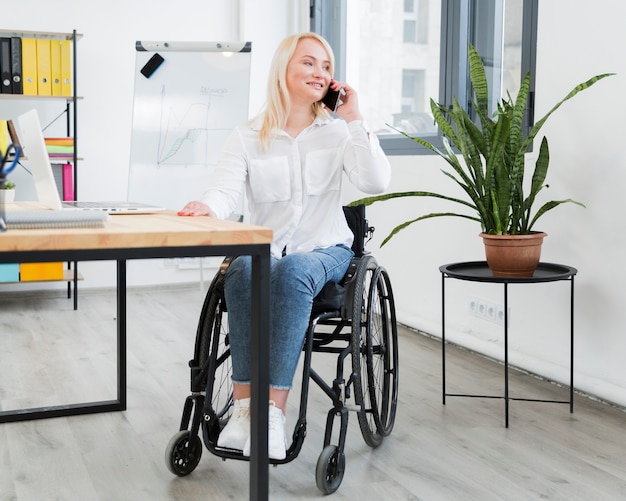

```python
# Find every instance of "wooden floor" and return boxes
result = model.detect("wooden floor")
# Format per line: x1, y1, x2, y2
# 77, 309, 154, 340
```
1, 284, 625, 500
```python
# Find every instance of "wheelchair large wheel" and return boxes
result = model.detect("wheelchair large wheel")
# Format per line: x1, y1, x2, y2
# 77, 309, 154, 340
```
365, 266, 399, 436
350, 255, 383, 447
194, 272, 234, 445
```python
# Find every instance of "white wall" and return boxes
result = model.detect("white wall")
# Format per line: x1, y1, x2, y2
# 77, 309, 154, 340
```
2, 0, 625, 408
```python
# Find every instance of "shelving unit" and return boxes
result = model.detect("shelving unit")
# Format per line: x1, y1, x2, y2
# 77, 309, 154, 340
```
0, 28, 82, 309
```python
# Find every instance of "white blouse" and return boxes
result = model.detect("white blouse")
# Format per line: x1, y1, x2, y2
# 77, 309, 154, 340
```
202, 116, 391, 259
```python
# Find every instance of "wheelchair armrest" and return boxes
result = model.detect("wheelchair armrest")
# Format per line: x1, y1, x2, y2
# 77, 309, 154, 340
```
342, 257, 360, 286
340, 257, 361, 319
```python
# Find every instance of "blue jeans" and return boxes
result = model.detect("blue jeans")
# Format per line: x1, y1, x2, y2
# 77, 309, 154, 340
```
224, 244, 354, 389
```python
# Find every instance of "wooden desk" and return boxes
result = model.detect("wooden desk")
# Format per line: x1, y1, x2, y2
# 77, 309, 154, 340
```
0, 209, 272, 500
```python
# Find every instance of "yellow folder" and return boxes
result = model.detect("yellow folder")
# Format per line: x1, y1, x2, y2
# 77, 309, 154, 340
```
22, 38, 38, 95
60, 39, 72, 97
50, 39, 62, 96
20, 262, 64, 281
0, 120, 9, 155
36, 39, 51, 96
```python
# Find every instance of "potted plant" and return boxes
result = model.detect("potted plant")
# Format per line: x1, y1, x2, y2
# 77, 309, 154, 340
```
1, 180, 16, 203
352, 45, 614, 276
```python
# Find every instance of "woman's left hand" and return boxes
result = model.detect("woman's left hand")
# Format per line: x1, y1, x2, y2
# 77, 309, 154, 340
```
327, 80, 363, 123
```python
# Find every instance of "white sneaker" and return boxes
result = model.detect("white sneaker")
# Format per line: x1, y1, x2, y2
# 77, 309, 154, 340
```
217, 398, 250, 450
243, 400, 288, 460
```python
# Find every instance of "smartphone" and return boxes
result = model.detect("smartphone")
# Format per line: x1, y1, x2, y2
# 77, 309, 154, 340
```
322, 86, 343, 112
140, 53, 165, 79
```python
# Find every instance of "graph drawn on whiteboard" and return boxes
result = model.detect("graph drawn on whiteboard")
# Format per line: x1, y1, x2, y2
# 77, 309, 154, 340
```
128, 41, 251, 211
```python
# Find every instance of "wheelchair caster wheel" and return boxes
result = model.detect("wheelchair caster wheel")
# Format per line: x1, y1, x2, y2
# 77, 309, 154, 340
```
315, 445, 345, 494
165, 430, 203, 476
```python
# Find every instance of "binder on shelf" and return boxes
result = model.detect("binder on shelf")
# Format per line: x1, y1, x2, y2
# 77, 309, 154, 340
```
63, 163, 74, 200
51, 162, 74, 200
20, 262, 64, 281
22, 38, 37, 95
60, 39, 72, 97
50, 39, 62, 96
0, 120, 9, 153
10, 37, 22, 94
0, 38, 11, 94
0, 263, 20, 282
35, 39, 51, 96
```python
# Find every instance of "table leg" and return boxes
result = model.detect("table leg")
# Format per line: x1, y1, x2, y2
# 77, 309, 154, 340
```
441, 272, 446, 405
504, 282, 509, 428
117, 259, 127, 410
570, 276, 575, 413
249, 252, 271, 501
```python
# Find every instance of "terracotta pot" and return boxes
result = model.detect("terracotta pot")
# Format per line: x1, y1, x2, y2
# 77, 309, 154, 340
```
480, 232, 547, 277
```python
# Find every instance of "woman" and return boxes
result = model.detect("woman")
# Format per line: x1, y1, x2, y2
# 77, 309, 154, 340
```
178, 32, 390, 460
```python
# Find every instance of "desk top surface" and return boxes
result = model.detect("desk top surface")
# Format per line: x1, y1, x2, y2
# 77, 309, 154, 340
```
0, 204, 272, 252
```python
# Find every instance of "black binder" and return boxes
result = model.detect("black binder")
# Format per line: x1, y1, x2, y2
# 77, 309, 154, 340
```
10, 37, 22, 94
0, 38, 11, 94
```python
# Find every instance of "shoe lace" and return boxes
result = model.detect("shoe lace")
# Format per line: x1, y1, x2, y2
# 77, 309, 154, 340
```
268, 404, 285, 431
231, 403, 250, 424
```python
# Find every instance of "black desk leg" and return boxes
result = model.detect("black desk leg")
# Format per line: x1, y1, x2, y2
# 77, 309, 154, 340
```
249, 252, 271, 501
73, 261, 79, 310
117, 259, 127, 410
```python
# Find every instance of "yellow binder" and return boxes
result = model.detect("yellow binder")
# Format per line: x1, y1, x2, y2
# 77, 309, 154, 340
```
35, 39, 51, 96
50, 39, 62, 96
20, 262, 64, 281
60, 39, 72, 97
22, 38, 38, 95
0, 120, 9, 155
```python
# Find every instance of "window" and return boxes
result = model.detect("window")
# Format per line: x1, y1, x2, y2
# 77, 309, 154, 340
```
403, 0, 429, 44
311, 0, 538, 155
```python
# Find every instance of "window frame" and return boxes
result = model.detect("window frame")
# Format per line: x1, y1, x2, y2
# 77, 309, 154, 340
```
310, 0, 538, 156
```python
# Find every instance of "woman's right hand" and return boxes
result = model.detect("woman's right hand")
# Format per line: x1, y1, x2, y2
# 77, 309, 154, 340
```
178, 201, 215, 217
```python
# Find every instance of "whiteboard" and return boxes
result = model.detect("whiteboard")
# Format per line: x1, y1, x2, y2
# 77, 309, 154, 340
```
128, 41, 252, 211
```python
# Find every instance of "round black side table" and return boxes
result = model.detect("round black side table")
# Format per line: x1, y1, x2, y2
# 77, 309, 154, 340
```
439, 261, 577, 427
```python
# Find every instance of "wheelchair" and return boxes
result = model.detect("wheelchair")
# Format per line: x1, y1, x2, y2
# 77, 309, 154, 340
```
165, 205, 399, 494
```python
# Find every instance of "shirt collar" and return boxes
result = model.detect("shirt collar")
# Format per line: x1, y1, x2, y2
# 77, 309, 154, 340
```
248, 114, 331, 132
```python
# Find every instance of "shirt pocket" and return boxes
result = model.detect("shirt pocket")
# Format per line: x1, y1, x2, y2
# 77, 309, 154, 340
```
248, 156, 291, 203
305, 148, 341, 196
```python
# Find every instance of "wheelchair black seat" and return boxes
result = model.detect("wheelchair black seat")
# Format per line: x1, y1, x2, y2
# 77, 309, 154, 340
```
311, 204, 370, 314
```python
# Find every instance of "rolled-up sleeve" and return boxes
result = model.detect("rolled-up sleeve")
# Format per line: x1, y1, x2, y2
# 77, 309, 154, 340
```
200, 129, 248, 220
343, 120, 391, 194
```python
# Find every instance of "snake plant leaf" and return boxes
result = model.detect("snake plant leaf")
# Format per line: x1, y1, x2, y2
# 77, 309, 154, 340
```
430, 98, 457, 145
527, 199, 586, 232
380, 212, 481, 247
521, 72, 615, 153
350, 190, 476, 210
469, 45, 489, 119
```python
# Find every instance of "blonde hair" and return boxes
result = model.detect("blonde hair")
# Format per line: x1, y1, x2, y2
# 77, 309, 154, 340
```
258, 32, 335, 151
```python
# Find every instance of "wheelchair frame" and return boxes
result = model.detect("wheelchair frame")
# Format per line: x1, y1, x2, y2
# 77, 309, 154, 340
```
165, 206, 399, 494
